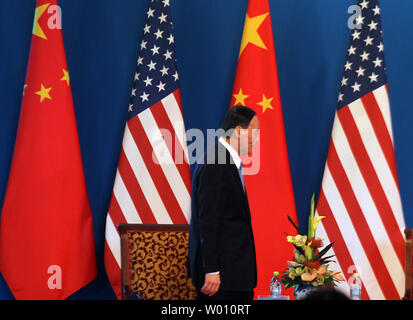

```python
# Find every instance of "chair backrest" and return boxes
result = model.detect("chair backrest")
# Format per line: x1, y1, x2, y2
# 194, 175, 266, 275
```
118, 223, 196, 300
405, 228, 413, 300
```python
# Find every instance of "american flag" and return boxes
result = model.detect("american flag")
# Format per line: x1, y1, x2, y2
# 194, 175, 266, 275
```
315, 0, 405, 300
104, 0, 191, 299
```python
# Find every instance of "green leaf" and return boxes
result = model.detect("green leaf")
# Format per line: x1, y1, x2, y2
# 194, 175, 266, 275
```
307, 193, 315, 239
293, 244, 305, 255
281, 274, 304, 288
319, 255, 336, 264
288, 215, 300, 233
311, 193, 315, 216
314, 242, 335, 260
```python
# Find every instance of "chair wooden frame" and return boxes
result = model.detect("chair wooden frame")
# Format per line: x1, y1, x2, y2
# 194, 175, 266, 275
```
117, 223, 191, 300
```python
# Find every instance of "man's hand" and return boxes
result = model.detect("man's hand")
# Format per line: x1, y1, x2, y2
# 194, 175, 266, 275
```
201, 273, 221, 296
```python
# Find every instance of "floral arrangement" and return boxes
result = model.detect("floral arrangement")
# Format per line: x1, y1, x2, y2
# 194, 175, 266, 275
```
281, 194, 344, 289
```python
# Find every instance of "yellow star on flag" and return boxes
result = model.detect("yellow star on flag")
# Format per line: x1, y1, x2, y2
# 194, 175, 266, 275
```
35, 83, 52, 102
233, 88, 249, 106
239, 12, 269, 57
61, 69, 70, 86
257, 94, 274, 113
32, 3, 50, 40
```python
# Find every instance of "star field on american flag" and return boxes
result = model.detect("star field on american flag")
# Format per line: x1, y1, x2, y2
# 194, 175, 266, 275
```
128, 0, 179, 118
338, 0, 386, 109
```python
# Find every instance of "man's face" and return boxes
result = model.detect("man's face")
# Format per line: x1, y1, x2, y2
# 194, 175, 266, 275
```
237, 115, 260, 156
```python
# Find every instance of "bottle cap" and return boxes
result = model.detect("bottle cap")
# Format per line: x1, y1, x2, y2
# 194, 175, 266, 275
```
273, 271, 279, 275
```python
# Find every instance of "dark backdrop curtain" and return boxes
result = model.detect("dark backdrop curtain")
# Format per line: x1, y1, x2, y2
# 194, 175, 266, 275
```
0, 0, 412, 299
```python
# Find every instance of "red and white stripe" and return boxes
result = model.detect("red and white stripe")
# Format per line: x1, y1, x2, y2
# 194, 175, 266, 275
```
104, 89, 191, 299
316, 85, 405, 300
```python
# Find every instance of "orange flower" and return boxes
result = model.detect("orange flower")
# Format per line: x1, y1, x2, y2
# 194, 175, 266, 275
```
301, 270, 317, 282
304, 260, 321, 270
332, 271, 345, 281
309, 238, 324, 248
317, 266, 327, 275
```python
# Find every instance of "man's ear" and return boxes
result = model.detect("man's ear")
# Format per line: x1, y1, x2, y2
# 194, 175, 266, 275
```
234, 125, 243, 138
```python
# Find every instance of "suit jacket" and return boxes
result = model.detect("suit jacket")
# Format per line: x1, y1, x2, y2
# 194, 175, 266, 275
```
188, 141, 257, 292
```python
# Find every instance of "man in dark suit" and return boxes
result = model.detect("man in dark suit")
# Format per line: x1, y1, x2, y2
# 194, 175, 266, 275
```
188, 106, 260, 300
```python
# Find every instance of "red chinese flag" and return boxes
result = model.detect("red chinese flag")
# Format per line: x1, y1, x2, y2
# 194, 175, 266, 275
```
231, 0, 298, 298
0, 0, 97, 299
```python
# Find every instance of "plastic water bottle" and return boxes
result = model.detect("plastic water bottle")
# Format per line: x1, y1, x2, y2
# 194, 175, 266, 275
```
350, 273, 362, 300
270, 271, 282, 298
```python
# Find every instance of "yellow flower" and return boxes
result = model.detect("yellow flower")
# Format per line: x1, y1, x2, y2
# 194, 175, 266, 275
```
295, 267, 304, 276
287, 235, 307, 247
312, 216, 325, 236
304, 245, 314, 260
295, 235, 307, 247
311, 280, 320, 287
307, 193, 325, 240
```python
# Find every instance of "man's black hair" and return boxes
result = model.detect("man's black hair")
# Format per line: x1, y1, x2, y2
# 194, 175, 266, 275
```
221, 105, 256, 137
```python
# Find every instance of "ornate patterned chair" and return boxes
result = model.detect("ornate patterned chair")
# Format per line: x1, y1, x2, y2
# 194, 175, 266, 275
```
118, 223, 196, 300
404, 228, 413, 300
